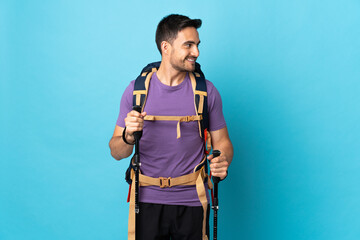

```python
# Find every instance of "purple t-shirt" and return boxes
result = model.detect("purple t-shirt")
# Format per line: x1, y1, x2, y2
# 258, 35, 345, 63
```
117, 72, 226, 206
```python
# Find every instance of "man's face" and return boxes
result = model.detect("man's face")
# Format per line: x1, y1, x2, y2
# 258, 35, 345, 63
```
168, 27, 200, 72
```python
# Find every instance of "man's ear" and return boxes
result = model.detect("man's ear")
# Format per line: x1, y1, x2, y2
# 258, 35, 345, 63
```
161, 41, 171, 55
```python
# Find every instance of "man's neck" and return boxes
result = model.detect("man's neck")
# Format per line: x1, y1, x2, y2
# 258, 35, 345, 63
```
156, 61, 187, 87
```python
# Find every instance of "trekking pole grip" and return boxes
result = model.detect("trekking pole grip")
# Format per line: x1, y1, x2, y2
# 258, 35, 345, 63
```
212, 150, 221, 184
132, 105, 142, 140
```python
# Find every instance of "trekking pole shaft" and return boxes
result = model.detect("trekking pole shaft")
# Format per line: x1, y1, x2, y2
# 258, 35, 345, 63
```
214, 180, 218, 240
212, 150, 221, 240
134, 141, 140, 214
214, 198, 218, 240
133, 105, 142, 215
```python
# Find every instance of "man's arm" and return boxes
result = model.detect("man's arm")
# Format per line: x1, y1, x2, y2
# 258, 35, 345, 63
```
109, 125, 134, 160
109, 110, 147, 160
208, 126, 233, 180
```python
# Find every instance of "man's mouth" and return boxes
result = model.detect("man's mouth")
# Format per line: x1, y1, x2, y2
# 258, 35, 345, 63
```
186, 57, 196, 63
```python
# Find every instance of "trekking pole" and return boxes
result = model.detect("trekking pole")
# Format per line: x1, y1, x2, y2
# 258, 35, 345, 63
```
212, 150, 221, 240
132, 105, 142, 238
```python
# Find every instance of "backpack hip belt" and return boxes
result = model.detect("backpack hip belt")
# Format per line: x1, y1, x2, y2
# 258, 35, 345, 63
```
128, 155, 213, 240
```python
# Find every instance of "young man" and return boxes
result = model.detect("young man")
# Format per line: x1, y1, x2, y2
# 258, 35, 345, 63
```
109, 14, 233, 240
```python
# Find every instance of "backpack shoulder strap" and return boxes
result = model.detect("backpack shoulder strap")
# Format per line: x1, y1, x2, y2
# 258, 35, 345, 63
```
132, 62, 160, 111
189, 63, 209, 140
132, 61, 209, 139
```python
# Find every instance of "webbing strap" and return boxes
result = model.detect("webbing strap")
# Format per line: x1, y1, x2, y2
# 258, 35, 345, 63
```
141, 70, 153, 111
198, 95, 204, 114
194, 90, 207, 96
127, 161, 210, 240
133, 70, 154, 109
144, 115, 202, 139
196, 171, 209, 240
129, 156, 208, 187
133, 70, 207, 141
135, 94, 141, 106
193, 155, 213, 190
132, 167, 206, 188
128, 180, 136, 240
190, 73, 204, 138
194, 90, 207, 115
144, 115, 202, 121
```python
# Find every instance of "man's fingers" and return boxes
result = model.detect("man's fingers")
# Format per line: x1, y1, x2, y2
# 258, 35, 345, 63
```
125, 110, 146, 131
127, 122, 143, 128
130, 110, 146, 117
125, 122, 144, 131
124, 112, 145, 135
210, 166, 227, 173
210, 169, 227, 178
127, 113, 139, 119
212, 173, 227, 179
127, 110, 144, 118
127, 116, 144, 123
209, 155, 229, 178
210, 161, 228, 170
209, 155, 227, 164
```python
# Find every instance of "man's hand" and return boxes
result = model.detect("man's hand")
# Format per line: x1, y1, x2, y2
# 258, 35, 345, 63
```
207, 153, 229, 180
124, 110, 147, 143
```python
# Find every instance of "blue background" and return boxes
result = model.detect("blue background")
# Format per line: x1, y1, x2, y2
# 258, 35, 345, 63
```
1, 0, 359, 239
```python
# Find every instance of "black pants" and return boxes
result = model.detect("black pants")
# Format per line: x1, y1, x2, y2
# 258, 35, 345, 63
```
136, 202, 210, 240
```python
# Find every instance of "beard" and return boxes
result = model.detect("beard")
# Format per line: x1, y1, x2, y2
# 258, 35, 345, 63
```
170, 55, 196, 72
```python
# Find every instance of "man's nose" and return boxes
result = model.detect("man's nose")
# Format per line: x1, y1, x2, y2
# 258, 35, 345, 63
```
192, 46, 199, 58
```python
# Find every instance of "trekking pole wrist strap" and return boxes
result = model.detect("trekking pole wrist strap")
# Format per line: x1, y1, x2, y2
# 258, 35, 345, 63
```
122, 127, 135, 145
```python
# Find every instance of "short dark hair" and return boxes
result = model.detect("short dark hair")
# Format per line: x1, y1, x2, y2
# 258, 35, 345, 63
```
155, 14, 202, 54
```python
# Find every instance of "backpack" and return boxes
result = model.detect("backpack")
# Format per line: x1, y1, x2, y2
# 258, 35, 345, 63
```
125, 61, 211, 185
125, 62, 213, 240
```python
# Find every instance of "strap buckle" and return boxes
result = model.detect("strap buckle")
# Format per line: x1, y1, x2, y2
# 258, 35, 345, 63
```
183, 116, 192, 122
159, 177, 172, 188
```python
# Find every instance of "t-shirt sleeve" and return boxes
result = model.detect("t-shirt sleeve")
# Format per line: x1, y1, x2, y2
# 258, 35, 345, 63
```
206, 80, 227, 131
116, 81, 135, 128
